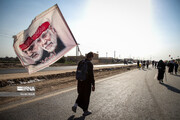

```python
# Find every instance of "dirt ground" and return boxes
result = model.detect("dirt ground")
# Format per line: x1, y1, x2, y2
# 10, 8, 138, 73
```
0, 65, 137, 105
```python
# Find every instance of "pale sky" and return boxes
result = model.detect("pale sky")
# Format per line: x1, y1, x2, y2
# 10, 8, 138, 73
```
0, 0, 180, 61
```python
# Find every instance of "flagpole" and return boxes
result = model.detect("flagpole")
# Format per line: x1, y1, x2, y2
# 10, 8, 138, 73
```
56, 4, 82, 55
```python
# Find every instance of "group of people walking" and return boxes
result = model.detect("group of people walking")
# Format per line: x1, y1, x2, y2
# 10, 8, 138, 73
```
152, 60, 158, 68
137, 60, 150, 69
72, 53, 179, 116
157, 60, 179, 83
167, 60, 179, 75
137, 59, 179, 83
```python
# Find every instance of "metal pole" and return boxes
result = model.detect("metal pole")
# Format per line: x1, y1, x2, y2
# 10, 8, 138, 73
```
114, 51, 116, 59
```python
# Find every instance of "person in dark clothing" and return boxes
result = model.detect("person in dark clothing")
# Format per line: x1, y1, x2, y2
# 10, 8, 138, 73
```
146, 60, 149, 69
143, 61, 146, 66
154, 61, 157, 68
157, 60, 166, 83
137, 60, 140, 68
168, 60, 174, 74
174, 62, 179, 75
72, 52, 95, 116
152, 60, 154, 67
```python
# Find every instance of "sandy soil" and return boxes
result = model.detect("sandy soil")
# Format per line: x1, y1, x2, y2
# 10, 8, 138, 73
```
0, 65, 136, 105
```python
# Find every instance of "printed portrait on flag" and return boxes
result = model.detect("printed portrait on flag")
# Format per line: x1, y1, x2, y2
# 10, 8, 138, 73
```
19, 21, 66, 65
13, 4, 77, 74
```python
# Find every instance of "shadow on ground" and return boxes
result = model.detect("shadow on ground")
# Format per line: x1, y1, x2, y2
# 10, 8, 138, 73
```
160, 82, 180, 94
67, 115, 86, 120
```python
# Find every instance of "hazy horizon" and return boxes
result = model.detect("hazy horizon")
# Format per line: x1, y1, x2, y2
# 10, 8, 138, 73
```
0, 0, 179, 61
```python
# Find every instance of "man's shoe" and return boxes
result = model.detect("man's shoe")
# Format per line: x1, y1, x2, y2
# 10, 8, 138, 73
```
83, 111, 92, 116
72, 106, 77, 113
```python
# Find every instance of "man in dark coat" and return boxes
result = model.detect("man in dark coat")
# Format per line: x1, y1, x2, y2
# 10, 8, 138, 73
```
152, 60, 154, 67
72, 52, 95, 116
168, 60, 174, 74
157, 60, 166, 83
174, 61, 179, 75
155, 61, 157, 68
146, 60, 149, 69
137, 60, 140, 68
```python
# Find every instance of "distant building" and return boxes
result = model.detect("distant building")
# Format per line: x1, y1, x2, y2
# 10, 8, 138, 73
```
124, 58, 133, 62
99, 57, 114, 64
66, 55, 85, 63
66, 52, 99, 64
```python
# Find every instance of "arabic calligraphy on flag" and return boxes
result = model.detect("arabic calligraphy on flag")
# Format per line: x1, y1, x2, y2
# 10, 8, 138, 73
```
13, 4, 77, 74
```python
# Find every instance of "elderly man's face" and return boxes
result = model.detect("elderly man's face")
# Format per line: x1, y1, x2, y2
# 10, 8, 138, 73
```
37, 28, 57, 52
22, 41, 43, 62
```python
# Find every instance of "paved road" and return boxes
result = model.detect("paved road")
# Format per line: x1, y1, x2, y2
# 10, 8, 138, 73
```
0, 63, 132, 74
0, 67, 180, 120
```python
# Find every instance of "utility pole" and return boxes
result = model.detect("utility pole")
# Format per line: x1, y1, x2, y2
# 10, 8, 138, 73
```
114, 51, 116, 59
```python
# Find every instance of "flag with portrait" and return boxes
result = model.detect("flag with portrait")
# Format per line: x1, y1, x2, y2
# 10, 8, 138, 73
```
13, 4, 77, 74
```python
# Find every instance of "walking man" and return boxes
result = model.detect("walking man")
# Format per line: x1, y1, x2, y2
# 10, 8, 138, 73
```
72, 52, 95, 116
137, 60, 140, 68
174, 61, 179, 75
146, 60, 149, 69
168, 60, 174, 74
157, 60, 166, 83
